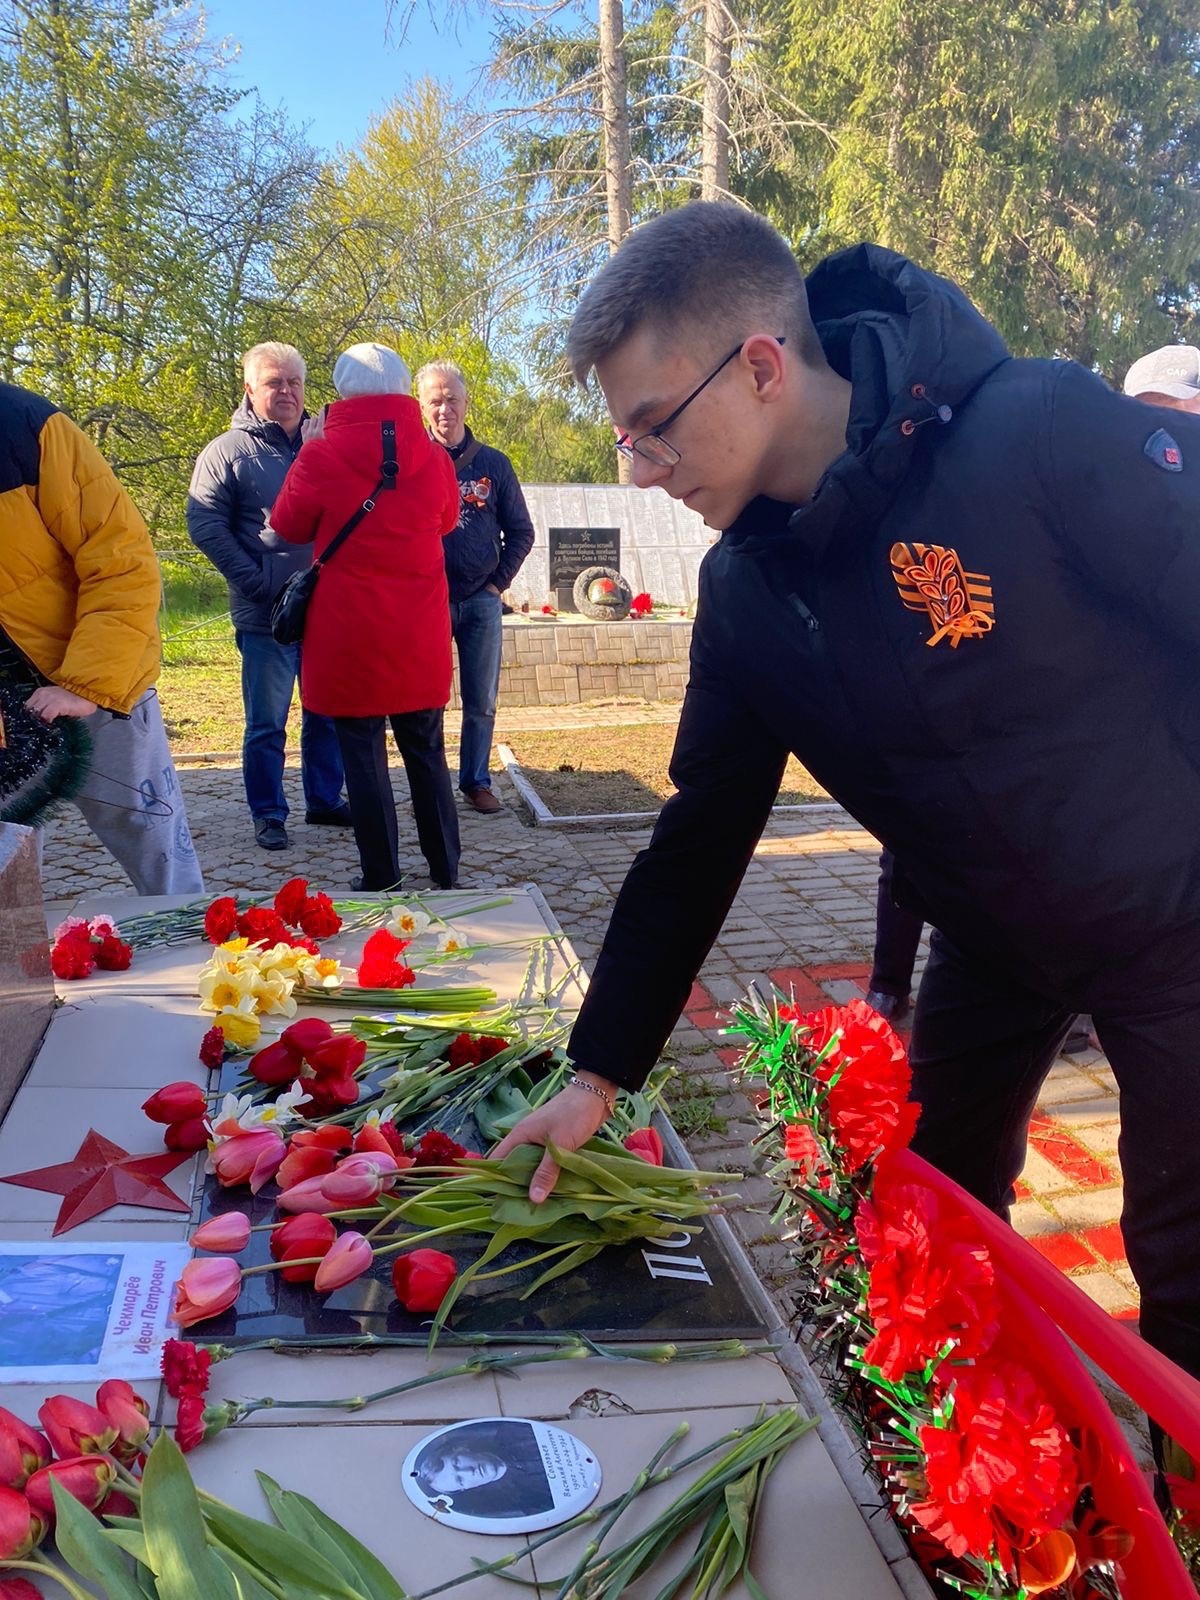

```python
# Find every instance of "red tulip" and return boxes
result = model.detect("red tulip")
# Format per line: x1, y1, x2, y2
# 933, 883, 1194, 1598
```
291, 1126, 354, 1153
0, 1488, 45, 1558
142, 1081, 207, 1124
248, 1039, 302, 1088
280, 1016, 335, 1056
352, 1120, 403, 1157
0, 1576, 43, 1599
171, 1257, 242, 1329
314, 1231, 373, 1292
165, 1115, 210, 1153
102, 1489, 139, 1518
297, 1073, 360, 1115
94, 1380, 150, 1461
37, 1396, 117, 1459
209, 1128, 286, 1193
269, 1214, 337, 1282
276, 1127, 349, 1191
306, 1034, 367, 1078
25, 1455, 115, 1521
190, 1212, 251, 1253
623, 1127, 665, 1166
0, 1409, 50, 1491
392, 1249, 457, 1313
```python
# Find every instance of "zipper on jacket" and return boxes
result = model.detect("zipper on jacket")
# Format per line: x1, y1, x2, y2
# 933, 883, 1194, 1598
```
788, 591, 820, 631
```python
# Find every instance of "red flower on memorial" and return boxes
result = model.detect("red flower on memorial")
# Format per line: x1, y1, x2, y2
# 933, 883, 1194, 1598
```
299, 892, 342, 940
236, 907, 290, 947
855, 1167, 998, 1381
629, 591, 653, 618
199, 1025, 227, 1069
174, 1391, 208, 1455
269, 1213, 337, 1283
411, 1130, 468, 1168
357, 928, 415, 989
94, 934, 133, 970
272, 877, 309, 926
789, 999, 920, 1172
392, 1248, 457, 1313
446, 1033, 509, 1069
203, 896, 239, 945
161, 1339, 213, 1400
910, 1359, 1078, 1572
50, 938, 94, 980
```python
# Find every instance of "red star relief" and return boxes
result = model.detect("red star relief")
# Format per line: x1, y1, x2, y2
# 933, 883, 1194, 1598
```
1, 1130, 192, 1235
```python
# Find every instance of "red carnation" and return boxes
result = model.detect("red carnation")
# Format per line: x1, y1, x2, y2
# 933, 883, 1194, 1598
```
174, 1391, 207, 1454
357, 928, 415, 989
50, 938, 94, 980
910, 1359, 1079, 1572
236, 907, 290, 947
299, 892, 341, 940
411, 1130, 468, 1168
272, 877, 309, 926
288, 934, 321, 956
629, 591, 653, 618
856, 1169, 998, 1381
800, 999, 920, 1172
199, 1026, 226, 1069
94, 934, 133, 971
203, 897, 239, 945
161, 1339, 213, 1399
446, 1033, 508, 1069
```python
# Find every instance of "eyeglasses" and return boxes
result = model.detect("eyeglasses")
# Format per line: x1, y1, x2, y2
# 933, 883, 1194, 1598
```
614, 336, 786, 467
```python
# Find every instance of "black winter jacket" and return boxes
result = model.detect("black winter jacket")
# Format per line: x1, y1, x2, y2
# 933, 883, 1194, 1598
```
441, 427, 534, 603
186, 400, 312, 634
568, 243, 1200, 1090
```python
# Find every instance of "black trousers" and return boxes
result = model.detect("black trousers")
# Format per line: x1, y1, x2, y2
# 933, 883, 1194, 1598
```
332, 709, 460, 891
869, 849, 924, 998
910, 928, 1200, 1381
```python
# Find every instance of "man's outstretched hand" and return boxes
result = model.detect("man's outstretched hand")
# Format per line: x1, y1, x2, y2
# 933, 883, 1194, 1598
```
492, 1074, 619, 1202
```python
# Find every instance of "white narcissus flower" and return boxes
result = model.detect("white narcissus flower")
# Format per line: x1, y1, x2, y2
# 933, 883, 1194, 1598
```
387, 905, 430, 938
211, 1081, 306, 1137
436, 928, 466, 954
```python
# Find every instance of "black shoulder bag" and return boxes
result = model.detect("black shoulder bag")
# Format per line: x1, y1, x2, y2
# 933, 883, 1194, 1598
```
270, 420, 399, 645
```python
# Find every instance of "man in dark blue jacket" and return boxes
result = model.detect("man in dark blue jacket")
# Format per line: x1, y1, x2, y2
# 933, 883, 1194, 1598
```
186, 342, 347, 850
417, 360, 534, 814
495, 201, 1200, 1387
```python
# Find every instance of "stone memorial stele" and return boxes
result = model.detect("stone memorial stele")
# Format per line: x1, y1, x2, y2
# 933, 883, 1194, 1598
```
547, 526, 620, 612
0, 823, 54, 1122
572, 565, 632, 621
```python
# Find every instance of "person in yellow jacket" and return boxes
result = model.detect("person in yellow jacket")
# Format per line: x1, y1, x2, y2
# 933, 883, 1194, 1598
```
0, 381, 203, 893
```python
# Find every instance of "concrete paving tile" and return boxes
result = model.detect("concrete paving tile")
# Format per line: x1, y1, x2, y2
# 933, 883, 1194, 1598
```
1046, 1187, 1125, 1231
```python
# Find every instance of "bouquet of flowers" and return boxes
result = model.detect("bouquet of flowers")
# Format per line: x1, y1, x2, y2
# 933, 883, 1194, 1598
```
729, 995, 1193, 1600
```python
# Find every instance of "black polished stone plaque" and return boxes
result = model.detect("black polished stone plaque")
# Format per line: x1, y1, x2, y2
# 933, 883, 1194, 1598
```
201, 1065, 765, 1346
547, 528, 620, 613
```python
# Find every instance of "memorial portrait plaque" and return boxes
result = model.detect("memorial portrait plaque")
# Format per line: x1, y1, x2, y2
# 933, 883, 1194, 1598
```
402, 1417, 601, 1534
548, 527, 620, 612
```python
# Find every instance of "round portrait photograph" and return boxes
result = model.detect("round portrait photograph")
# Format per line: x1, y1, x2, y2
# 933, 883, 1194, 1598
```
401, 1416, 602, 1535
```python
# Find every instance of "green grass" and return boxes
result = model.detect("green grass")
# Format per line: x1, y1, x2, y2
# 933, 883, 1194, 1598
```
159, 556, 252, 751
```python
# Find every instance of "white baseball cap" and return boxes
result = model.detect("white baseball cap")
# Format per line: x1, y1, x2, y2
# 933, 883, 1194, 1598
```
1123, 345, 1200, 400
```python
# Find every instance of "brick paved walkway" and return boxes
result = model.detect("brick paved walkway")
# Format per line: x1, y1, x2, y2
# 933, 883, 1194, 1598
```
42, 726, 1133, 1332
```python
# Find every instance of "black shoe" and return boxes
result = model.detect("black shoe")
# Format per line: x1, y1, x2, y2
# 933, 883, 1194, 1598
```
864, 988, 910, 1023
305, 803, 353, 827
254, 818, 289, 851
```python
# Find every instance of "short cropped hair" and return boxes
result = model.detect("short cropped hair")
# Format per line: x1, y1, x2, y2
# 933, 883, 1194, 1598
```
243, 342, 306, 383
414, 359, 467, 394
567, 202, 821, 381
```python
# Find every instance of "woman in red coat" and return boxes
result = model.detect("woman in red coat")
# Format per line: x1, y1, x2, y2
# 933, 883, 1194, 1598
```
272, 343, 462, 890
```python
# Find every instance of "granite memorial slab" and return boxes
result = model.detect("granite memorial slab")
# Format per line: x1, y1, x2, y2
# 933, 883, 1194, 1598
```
548, 526, 620, 611
0, 823, 53, 1123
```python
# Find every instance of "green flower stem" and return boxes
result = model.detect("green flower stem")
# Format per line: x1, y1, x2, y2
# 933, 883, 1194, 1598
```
553, 1423, 690, 1600
0, 1556, 94, 1600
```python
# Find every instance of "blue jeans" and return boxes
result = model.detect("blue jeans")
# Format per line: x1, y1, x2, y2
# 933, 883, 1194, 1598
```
450, 587, 503, 793
235, 630, 344, 821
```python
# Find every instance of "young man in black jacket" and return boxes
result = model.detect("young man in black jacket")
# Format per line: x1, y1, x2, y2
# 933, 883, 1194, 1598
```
495, 200, 1200, 1384
416, 360, 534, 814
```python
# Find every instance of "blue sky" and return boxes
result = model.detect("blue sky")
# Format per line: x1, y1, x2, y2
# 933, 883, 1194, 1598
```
194, 1, 498, 154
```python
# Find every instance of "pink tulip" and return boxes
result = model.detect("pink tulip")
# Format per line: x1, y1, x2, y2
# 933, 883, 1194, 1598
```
191, 1212, 252, 1253
209, 1128, 286, 1193
0, 1487, 45, 1559
0, 1409, 50, 1491
171, 1257, 242, 1329
320, 1151, 399, 1207
37, 1396, 116, 1460
313, 1231, 374, 1292
94, 1380, 149, 1460
25, 1455, 115, 1522
274, 1174, 340, 1214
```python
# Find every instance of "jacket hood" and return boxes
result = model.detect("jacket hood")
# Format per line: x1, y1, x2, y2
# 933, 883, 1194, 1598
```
730, 244, 1010, 555
321, 393, 436, 481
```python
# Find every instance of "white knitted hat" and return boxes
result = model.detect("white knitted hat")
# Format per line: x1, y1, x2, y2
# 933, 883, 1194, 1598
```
333, 342, 412, 399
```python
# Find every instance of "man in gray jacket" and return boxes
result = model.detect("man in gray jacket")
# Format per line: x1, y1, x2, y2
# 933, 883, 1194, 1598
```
186, 342, 347, 849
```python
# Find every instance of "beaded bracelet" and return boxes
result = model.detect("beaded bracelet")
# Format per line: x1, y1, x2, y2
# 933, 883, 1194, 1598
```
566, 1074, 615, 1115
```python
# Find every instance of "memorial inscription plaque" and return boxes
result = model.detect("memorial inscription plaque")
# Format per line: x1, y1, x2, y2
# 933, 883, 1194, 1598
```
548, 527, 620, 612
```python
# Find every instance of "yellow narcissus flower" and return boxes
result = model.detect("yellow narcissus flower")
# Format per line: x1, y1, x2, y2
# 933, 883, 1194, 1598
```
387, 905, 430, 938
213, 997, 262, 1049
198, 963, 258, 1013
251, 974, 298, 1016
299, 956, 344, 989
436, 928, 466, 954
